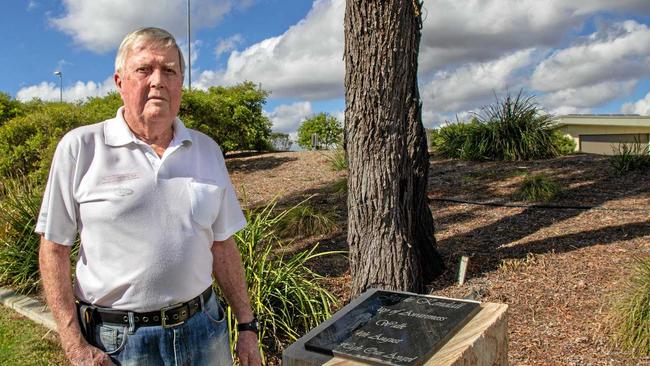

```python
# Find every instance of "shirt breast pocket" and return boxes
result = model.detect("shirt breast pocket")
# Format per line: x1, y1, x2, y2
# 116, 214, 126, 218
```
188, 181, 224, 229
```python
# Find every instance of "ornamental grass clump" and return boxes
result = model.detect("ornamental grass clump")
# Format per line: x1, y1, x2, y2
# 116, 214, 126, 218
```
433, 91, 571, 161
610, 142, 650, 175
276, 202, 339, 239
0, 176, 78, 295
515, 173, 561, 202
0, 177, 43, 294
610, 256, 650, 357
226, 199, 341, 363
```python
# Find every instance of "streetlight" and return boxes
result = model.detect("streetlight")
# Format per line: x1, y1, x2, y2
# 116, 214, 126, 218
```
54, 71, 63, 102
187, 0, 192, 91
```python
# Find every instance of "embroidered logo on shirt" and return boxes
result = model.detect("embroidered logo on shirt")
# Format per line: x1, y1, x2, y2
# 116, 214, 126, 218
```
115, 188, 135, 196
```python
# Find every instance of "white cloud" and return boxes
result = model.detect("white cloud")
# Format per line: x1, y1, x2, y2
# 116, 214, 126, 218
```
539, 80, 637, 111
264, 102, 312, 133
27, 1, 38, 11
215, 34, 243, 57
531, 21, 650, 92
421, 49, 535, 113
210, 0, 344, 99
621, 92, 650, 115
51, 0, 234, 53
16, 77, 116, 102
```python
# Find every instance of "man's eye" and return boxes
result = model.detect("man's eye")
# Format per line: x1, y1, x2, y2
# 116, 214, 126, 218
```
165, 68, 177, 75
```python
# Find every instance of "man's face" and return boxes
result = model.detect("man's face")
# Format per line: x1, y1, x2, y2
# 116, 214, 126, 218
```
115, 45, 183, 126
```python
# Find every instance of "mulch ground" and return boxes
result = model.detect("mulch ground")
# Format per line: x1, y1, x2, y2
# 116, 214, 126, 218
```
226, 151, 650, 366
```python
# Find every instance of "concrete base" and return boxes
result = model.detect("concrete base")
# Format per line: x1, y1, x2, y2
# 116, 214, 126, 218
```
0, 287, 56, 331
283, 295, 508, 366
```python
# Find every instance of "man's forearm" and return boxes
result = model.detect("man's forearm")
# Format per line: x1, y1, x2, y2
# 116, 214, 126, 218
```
211, 237, 254, 323
39, 236, 86, 352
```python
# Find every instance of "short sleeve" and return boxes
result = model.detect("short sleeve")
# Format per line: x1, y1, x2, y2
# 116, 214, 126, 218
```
210, 150, 246, 241
35, 137, 79, 245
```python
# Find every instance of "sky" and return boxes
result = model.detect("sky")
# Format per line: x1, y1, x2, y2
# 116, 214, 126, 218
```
3, 0, 650, 136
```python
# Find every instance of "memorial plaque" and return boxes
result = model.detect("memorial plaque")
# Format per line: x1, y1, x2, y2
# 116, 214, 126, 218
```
304, 290, 480, 366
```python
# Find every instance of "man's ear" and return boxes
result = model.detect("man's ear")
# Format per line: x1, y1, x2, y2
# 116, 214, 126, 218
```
114, 72, 122, 90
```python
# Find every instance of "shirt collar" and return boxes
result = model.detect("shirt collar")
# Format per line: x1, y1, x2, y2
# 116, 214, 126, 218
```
104, 107, 193, 147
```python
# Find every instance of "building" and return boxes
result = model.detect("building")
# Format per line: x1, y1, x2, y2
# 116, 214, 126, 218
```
553, 114, 650, 155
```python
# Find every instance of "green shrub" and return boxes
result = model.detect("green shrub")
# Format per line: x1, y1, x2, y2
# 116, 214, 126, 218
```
276, 203, 339, 238
180, 83, 273, 154
435, 91, 565, 161
515, 173, 561, 202
269, 132, 293, 151
296, 113, 343, 150
610, 256, 650, 357
551, 131, 576, 156
610, 142, 650, 175
228, 200, 340, 362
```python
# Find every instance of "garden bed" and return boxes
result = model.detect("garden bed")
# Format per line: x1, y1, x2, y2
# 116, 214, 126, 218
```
227, 151, 650, 366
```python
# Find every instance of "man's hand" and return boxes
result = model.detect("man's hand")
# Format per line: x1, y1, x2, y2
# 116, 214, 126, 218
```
235, 331, 262, 366
65, 341, 115, 366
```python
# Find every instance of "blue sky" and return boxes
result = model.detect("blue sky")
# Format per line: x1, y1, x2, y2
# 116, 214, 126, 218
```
3, 0, 650, 136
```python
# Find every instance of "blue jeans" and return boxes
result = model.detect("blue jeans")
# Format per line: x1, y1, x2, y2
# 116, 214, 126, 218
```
85, 293, 233, 366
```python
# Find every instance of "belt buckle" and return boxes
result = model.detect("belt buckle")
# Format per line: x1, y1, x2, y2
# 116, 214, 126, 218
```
161, 303, 187, 328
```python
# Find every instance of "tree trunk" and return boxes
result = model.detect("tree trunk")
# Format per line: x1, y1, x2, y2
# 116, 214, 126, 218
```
344, 0, 445, 296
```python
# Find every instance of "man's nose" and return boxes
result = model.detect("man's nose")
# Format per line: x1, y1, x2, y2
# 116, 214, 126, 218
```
149, 69, 166, 88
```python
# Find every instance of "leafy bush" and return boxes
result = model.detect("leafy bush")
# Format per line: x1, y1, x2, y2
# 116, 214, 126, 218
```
552, 131, 577, 156
610, 256, 650, 357
180, 83, 273, 154
229, 200, 340, 362
0, 92, 25, 127
296, 113, 343, 150
434, 91, 568, 161
610, 142, 650, 175
514, 173, 561, 202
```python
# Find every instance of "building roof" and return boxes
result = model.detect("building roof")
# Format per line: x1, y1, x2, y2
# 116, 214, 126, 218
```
553, 114, 650, 127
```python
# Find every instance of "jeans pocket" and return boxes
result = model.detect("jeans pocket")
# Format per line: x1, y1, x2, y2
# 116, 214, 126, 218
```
94, 324, 128, 355
204, 297, 226, 325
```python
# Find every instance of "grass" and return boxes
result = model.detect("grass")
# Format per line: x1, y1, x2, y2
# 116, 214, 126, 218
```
610, 256, 650, 357
514, 173, 561, 202
0, 306, 67, 365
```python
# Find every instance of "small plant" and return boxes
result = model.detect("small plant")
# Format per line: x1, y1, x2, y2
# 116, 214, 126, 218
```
225, 199, 341, 363
610, 142, 650, 175
514, 173, 561, 202
276, 202, 339, 238
610, 256, 650, 357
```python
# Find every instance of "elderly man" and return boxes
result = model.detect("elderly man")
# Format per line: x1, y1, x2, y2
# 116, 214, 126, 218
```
37, 27, 261, 366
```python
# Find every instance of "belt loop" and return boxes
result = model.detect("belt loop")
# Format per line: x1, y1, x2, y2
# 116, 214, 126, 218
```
200, 292, 206, 311
127, 312, 136, 334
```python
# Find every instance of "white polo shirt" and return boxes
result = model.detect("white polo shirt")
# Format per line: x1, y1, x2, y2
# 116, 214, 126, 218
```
36, 107, 247, 311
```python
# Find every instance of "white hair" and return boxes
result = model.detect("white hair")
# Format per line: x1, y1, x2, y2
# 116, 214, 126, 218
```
115, 27, 185, 76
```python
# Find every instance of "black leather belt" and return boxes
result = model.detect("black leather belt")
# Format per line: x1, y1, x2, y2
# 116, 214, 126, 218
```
77, 287, 213, 328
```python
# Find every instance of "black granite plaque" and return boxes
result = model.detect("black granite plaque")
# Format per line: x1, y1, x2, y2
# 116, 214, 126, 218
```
304, 290, 480, 366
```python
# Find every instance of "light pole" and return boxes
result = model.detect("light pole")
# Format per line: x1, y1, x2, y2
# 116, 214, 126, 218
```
54, 71, 63, 102
187, 0, 192, 91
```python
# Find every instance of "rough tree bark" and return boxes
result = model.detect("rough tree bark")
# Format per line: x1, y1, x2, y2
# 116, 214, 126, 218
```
344, 0, 445, 296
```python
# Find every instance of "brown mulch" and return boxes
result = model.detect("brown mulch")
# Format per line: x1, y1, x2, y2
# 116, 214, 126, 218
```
225, 151, 650, 366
